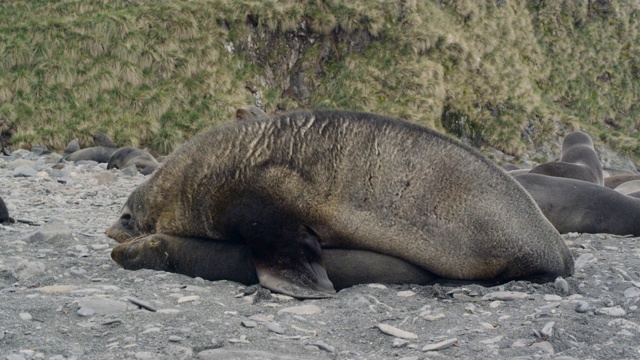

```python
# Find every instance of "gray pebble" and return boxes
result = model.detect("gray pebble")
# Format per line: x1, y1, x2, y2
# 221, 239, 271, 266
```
267, 322, 285, 334
12, 260, 46, 281
307, 341, 335, 353
77, 296, 131, 316
623, 287, 640, 298
393, 338, 410, 348
422, 338, 458, 351
482, 291, 529, 301
6, 354, 26, 360
241, 320, 257, 328
169, 335, 183, 342
575, 300, 590, 313
596, 306, 627, 317
197, 349, 296, 360
554, 277, 570, 294
12, 165, 38, 177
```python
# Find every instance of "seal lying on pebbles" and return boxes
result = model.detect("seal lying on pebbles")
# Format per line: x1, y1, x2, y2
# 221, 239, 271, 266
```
0, 195, 15, 224
62, 132, 117, 163
107, 110, 573, 298
515, 173, 640, 236
530, 131, 603, 185
107, 147, 159, 175
111, 234, 437, 290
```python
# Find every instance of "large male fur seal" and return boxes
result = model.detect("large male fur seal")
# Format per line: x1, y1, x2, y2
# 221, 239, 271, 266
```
514, 173, 640, 236
107, 110, 573, 298
530, 131, 603, 185
107, 147, 159, 175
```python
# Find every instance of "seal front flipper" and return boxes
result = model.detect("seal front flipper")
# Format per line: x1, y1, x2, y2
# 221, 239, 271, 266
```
248, 228, 336, 299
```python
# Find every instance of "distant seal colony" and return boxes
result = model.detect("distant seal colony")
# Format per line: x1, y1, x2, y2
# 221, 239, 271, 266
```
106, 110, 574, 298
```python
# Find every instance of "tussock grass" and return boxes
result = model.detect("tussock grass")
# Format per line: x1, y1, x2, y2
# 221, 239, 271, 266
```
0, 0, 638, 158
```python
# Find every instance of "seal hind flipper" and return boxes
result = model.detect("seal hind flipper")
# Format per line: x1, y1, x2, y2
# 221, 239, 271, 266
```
249, 229, 336, 299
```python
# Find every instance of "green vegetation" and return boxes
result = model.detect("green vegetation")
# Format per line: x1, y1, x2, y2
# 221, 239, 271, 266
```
0, 0, 638, 157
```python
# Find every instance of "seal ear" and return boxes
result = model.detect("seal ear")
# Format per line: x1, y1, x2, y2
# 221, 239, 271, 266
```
248, 226, 336, 299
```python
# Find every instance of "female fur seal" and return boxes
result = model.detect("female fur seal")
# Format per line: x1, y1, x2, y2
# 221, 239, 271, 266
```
530, 131, 603, 185
107, 110, 573, 298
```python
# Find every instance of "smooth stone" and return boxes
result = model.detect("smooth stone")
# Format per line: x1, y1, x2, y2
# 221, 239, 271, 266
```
8, 159, 36, 170
307, 341, 335, 353
24, 221, 72, 244
393, 338, 410, 348
241, 320, 257, 328
623, 287, 640, 298
541, 321, 555, 337
177, 295, 200, 303
35, 285, 79, 293
608, 319, 640, 331
135, 352, 160, 359
197, 350, 297, 360
596, 306, 627, 317
121, 165, 139, 176
19, 312, 32, 321
277, 305, 321, 315
77, 296, 131, 316
12, 260, 46, 281
554, 277, 570, 294
530, 341, 554, 355
267, 322, 285, 334
422, 338, 458, 352
574, 254, 595, 271
575, 300, 590, 313
544, 294, 562, 301
479, 335, 503, 345
6, 354, 27, 360
169, 335, 182, 342
12, 165, 38, 177
397, 290, 415, 297
368, 284, 387, 289
376, 324, 418, 340
421, 314, 445, 321
482, 291, 529, 301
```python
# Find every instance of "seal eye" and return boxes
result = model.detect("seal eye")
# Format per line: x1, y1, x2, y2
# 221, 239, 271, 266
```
121, 213, 134, 229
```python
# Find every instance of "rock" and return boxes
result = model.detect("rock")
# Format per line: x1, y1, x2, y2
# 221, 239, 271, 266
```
77, 297, 131, 316
544, 294, 562, 301
24, 221, 72, 245
376, 324, 418, 340
277, 305, 321, 315
422, 338, 458, 351
479, 335, 503, 345
623, 287, 640, 298
554, 277, 570, 294
596, 306, 627, 317
8, 159, 36, 170
482, 291, 529, 301
197, 350, 297, 360
12, 260, 46, 281
397, 290, 415, 297
12, 165, 38, 177
531, 341, 554, 355
19, 312, 32, 321
177, 295, 200, 303
307, 341, 335, 353
421, 314, 446, 321
241, 320, 257, 328
575, 300, 590, 313
168, 335, 182, 342
267, 322, 285, 334
574, 254, 595, 270
540, 321, 555, 337
393, 338, 410, 348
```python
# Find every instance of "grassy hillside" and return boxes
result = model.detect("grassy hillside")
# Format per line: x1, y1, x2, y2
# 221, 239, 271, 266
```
0, 0, 638, 158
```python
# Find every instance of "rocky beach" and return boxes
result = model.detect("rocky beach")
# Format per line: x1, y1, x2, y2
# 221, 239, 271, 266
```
1, 149, 640, 360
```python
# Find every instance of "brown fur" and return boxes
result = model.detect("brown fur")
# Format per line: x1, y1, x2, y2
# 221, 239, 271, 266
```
515, 173, 640, 236
107, 110, 573, 297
